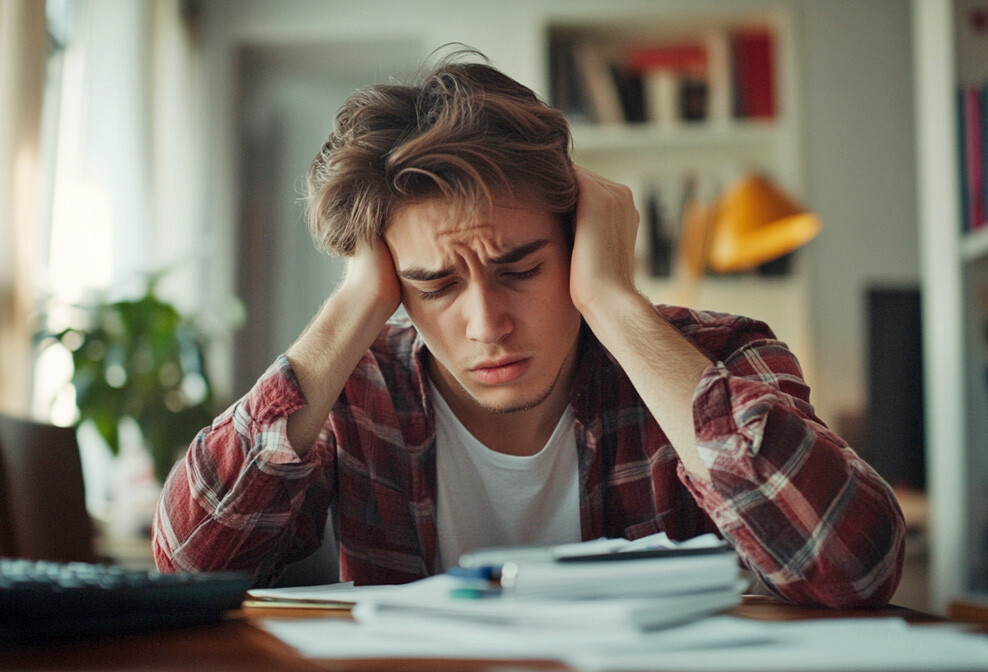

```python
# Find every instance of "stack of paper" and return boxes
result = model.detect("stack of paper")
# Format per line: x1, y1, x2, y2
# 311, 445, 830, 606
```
259, 613, 988, 669
351, 532, 745, 633
252, 535, 988, 669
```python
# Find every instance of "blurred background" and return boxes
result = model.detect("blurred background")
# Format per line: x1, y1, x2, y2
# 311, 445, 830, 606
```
0, 0, 972, 614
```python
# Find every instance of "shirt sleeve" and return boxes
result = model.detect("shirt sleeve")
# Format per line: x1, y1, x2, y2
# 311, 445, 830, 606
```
151, 355, 336, 585
677, 336, 906, 608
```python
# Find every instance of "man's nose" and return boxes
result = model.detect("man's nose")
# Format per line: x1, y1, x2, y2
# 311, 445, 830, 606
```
464, 283, 512, 344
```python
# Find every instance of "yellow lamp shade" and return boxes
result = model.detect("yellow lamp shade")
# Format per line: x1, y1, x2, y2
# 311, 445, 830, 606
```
707, 174, 821, 273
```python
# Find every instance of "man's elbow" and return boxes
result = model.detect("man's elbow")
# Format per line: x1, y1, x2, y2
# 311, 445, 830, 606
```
782, 529, 906, 609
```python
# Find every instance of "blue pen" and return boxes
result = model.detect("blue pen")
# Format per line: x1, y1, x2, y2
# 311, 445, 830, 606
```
447, 565, 501, 581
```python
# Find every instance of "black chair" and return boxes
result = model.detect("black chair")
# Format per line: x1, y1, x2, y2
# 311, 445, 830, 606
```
0, 412, 97, 563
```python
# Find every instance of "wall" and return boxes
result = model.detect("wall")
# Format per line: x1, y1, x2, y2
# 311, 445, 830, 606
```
195, 0, 919, 429
795, 0, 919, 426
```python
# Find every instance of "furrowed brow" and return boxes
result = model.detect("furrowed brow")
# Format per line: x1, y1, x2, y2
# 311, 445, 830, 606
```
397, 266, 454, 282
490, 239, 549, 265
398, 240, 550, 281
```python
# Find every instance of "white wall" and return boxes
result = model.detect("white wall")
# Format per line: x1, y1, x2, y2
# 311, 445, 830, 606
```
196, 0, 919, 429
795, 0, 919, 425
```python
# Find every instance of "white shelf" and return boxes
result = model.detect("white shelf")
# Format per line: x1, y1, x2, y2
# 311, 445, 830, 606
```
570, 120, 782, 154
556, 8, 808, 387
962, 226, 988, 262
913, 0, 988, 613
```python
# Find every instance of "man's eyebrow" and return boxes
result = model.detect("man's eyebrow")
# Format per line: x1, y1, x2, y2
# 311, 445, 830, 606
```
397, 239, 550, 281
398, 266, 453, 282
489, 239, 549, 265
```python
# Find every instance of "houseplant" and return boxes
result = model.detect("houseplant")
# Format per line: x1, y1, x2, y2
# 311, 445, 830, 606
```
38, 273, 239, 484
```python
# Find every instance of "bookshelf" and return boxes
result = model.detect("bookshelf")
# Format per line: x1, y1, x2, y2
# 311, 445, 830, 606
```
913, 0, 988, 612
544, 8, 811, 375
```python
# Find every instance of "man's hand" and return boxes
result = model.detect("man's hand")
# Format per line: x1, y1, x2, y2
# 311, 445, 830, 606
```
568, 166, 642, 315
568, 166, 713, 481
337, 235, 402, 317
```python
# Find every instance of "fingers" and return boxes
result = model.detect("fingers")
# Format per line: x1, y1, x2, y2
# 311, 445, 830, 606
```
569, 166, 641, 312
574, 166, 640, 231
341, 236, 402, 313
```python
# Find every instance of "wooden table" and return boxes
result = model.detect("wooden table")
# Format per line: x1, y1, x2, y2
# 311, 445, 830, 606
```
0, 596, 952, 672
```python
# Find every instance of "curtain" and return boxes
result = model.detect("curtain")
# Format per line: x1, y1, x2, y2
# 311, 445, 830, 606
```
0, 0, 48, 415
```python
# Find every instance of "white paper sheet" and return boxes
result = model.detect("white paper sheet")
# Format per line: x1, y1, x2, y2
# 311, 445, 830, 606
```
260, 614, 774, 661
261, 615, 988, 670
571, 619, 988, 672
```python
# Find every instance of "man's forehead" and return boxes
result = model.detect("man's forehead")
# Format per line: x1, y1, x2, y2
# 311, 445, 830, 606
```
387, 197, 559, 273
389, 198, 545, 243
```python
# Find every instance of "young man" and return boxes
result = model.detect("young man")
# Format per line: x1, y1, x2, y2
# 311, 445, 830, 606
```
152, 55, 904, 608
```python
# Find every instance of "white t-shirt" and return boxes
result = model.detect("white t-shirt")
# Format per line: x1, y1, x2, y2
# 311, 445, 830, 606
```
431, 383, 582, 571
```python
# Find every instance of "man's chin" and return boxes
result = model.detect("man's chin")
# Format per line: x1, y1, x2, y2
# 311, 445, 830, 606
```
460, 380, 558, 416
473, 393, 553, 415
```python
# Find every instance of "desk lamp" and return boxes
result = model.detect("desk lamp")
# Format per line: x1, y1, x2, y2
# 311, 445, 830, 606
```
675, 174, 821, 302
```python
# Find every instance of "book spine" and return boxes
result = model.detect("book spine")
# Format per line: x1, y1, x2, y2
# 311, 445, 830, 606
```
981, 82, 988, 231
572, 42, 625, 124
627, 43, 708, 125
642, 68, 683, 128
732, 30, 776, 119
705, 30, 732, 125
963, 85, 986, 232
549, 39, 591, 123
646, 185, 673, 277
959, 88, 971, 234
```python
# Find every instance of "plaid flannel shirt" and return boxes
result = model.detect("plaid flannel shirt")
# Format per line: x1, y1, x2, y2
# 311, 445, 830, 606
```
153, 305, 904, 607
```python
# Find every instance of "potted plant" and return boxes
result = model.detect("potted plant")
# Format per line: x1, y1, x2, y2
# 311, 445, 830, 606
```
37, 273, 241, 484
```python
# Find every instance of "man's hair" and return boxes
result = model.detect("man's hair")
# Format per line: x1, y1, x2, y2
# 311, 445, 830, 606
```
305, 49, 577, 256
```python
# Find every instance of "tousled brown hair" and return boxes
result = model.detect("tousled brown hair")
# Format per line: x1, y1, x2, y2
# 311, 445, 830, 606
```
305, 49, 577, 256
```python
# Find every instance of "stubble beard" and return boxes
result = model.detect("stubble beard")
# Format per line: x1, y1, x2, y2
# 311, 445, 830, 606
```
457, 365, 564, 415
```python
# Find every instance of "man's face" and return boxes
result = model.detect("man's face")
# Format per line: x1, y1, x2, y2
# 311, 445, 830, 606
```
385, 196, 582, 423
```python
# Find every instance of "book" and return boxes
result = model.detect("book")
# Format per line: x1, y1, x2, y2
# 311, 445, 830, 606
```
350, 533, 741, 633
610, 62, 646, 123
351, 574, 743, 633
962, 85, 986, 232
549, 38, 591, 122
625, 42, 707, 72
646, 184, 674, 277
732, 29, 776, 119
626, 42, 708, 126
705, 29, 733, 125
572, 41, 625, 124
641, 68, 683, 128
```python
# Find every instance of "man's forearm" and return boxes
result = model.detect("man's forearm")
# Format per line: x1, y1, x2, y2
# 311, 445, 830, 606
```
285, 286, 394, 456
579, 289, 713, 480
285, 237, 401, 456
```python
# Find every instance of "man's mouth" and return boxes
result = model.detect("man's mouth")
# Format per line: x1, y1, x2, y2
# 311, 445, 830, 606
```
469, 357, 532, 385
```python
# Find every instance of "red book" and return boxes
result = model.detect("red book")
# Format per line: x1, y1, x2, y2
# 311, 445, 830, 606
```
963, 86, 986, 231
732, 30, 776, 119
626, 43, 707, 74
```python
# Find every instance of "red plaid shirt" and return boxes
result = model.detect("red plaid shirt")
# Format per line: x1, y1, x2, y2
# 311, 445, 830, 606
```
153, 305, 904, 607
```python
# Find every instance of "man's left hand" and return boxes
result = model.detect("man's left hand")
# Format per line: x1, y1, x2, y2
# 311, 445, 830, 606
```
569, 166, 642, 315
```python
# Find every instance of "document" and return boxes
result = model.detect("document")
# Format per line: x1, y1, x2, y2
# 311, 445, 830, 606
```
252, 535, 988, 670
247, 532, 735, 607
350, 573, 745, 632
260, 614, 988, 669
572, 618, 988, 671
246, 581, 408, 608
261, 614, 776, 661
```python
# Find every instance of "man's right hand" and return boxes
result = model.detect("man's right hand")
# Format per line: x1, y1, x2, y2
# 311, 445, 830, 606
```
337, 236, 402, 317
284, 236, 401, 456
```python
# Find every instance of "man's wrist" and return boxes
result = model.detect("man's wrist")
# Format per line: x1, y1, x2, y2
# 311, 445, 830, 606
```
286, 288, 392, 398
576, 284, 651, 337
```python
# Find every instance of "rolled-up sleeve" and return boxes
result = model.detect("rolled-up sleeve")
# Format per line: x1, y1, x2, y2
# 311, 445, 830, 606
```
678, 340, 905, 608
152, 356, 336, 585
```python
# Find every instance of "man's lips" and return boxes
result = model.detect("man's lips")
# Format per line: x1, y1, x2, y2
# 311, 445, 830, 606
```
469, 357, 532, 385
